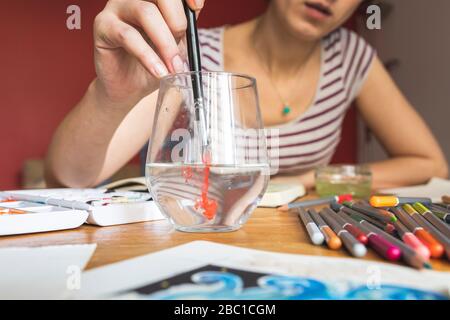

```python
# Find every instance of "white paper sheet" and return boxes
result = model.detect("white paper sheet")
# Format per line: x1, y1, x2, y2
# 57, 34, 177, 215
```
76, 241, 450, 299
0, 244, 96, 299
380, 178, 450, 202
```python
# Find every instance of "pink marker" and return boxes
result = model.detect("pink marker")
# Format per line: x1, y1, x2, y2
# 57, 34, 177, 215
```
336, 210, 401, 261
394, 220, 431, 261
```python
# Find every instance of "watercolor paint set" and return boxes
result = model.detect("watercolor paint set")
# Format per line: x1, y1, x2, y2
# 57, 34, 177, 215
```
0, 188, 164, 236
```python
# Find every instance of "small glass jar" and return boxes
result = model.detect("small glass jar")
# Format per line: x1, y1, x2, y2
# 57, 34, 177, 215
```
315, 165, 372, 199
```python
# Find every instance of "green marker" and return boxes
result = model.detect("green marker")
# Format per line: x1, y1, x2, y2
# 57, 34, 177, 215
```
413, 203, 450, 239
343, 201, 397, 223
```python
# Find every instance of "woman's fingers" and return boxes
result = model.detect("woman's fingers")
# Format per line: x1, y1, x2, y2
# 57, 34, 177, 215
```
151, 0, 187, 41
118, 0, 185, 73
96, 13, 169, 78
185, 0, 205, 11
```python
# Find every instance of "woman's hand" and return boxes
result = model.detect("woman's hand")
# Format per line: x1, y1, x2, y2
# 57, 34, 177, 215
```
93, 0, 203, 104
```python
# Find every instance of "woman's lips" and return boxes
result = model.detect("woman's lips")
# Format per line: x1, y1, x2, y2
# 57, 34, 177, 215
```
304, 1, 333, 21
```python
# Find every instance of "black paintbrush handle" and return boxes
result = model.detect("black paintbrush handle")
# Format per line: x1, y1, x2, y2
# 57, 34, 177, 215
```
183, 2, 203, 104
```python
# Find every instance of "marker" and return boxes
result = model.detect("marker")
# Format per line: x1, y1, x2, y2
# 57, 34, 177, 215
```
336, 210, 401, 261
434, 203, 450, 211
345, 212, 430, 269
343, 201, 397, 223
332, 202, 396, 234
401, 204, 444, 259
369, 196, 431, 208
392, 217, 431, 261
309, 209, 342, 250
278, 194, 353, 212
328, 209, 368, 245
0, 199, 15, 203
409, 212, 450, 261
429, 205, 450, 224
0, 207, 27, 215
413, 203, 450, 238
297, 208, 324, 245
319, 208, 367, 258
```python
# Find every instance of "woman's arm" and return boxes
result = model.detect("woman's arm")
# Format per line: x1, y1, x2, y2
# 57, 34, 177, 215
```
45, 80, 157, 188
271, 56, 448, 190
355, 56, 448, 189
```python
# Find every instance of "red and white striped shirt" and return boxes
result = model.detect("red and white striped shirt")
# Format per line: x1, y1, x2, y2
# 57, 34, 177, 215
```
198, 27, 375, 174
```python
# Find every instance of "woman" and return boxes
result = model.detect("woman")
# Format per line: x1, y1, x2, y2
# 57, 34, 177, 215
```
45, 0, 448, 189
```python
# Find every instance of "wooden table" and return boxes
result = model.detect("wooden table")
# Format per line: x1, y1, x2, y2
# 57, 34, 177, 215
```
1, 206, 449, 272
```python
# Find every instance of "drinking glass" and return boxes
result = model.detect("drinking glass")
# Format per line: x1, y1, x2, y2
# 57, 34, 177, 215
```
146, 72, 270, 232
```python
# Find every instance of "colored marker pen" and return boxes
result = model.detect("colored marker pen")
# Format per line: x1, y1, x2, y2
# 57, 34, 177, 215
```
413, 202, 450, 238
298, 208, 324, 245
337, 210, 401, 261
309, 209, 342, 250
393, 219, 430, 261
401, 205, 444, 259
370, 196, 431, 208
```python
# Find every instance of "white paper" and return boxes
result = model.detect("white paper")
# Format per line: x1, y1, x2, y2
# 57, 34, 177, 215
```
380, 178, 450, 202
76, 241, 450, 299
0, 244, 96, 299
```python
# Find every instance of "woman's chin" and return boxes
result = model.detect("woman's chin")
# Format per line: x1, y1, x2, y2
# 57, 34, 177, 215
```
287, 21, 327, 42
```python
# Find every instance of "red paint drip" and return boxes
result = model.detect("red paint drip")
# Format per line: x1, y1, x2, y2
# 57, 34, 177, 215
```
195, 151, 218, 220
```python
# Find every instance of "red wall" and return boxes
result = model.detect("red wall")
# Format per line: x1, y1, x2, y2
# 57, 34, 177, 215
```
1, 0, 356, 190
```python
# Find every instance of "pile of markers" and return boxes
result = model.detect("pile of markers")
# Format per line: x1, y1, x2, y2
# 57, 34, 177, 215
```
280, 195, 450, 269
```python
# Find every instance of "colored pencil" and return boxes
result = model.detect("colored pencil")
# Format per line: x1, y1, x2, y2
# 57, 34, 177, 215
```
345, 212, 430, 269
393, 219, 430, 261
369, 196, 431, 208
319, 208, 367, 257
413, 203, 450, 238
309, 209, 342, 250
401, 205, 444, 258
434, 203, 450, 211
278, 194, 353, 211
429, 205, 450, 224
410, 212, 450, 260
328, 209, 368, 245
335, 204, 396, 235
0, 207, 27, 214
336, 210, 401, 261
297, 208, 324, 245
343, 201, 397, 223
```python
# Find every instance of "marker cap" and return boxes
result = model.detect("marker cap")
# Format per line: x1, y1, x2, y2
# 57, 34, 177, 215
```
370, 196, 398, 207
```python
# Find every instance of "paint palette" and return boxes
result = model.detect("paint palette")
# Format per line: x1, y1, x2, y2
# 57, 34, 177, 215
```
0, 198, 88, 236
0, 188, 166, 236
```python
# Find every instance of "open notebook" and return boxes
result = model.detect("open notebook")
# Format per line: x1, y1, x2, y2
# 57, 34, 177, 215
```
100, 177, 306, 207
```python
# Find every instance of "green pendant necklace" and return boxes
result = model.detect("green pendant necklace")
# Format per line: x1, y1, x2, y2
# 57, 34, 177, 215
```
282, 105, 291, 115
252, 39, 318, 117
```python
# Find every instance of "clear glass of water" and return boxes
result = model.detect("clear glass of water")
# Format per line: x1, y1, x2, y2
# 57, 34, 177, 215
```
146, 72, 270, 232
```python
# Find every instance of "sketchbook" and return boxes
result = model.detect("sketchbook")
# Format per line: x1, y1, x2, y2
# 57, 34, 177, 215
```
75, 241, 450, 300
380, 177, 450, 203
101, 177, 306, 207
0, 188, 164, 236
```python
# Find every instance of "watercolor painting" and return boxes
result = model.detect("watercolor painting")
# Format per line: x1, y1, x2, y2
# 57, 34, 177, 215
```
127, 265, 447, 300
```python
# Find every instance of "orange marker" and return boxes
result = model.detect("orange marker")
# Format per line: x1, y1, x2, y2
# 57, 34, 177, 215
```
370, 196, 431, 208
309, 209, 342, 250
0, 207, 27, 215
401, 205, 444, 259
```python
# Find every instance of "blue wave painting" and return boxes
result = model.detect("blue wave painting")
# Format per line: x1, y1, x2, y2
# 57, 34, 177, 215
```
131, 265, 447, 300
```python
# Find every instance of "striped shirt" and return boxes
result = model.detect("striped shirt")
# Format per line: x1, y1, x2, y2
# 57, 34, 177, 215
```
197, 27, 375, 175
